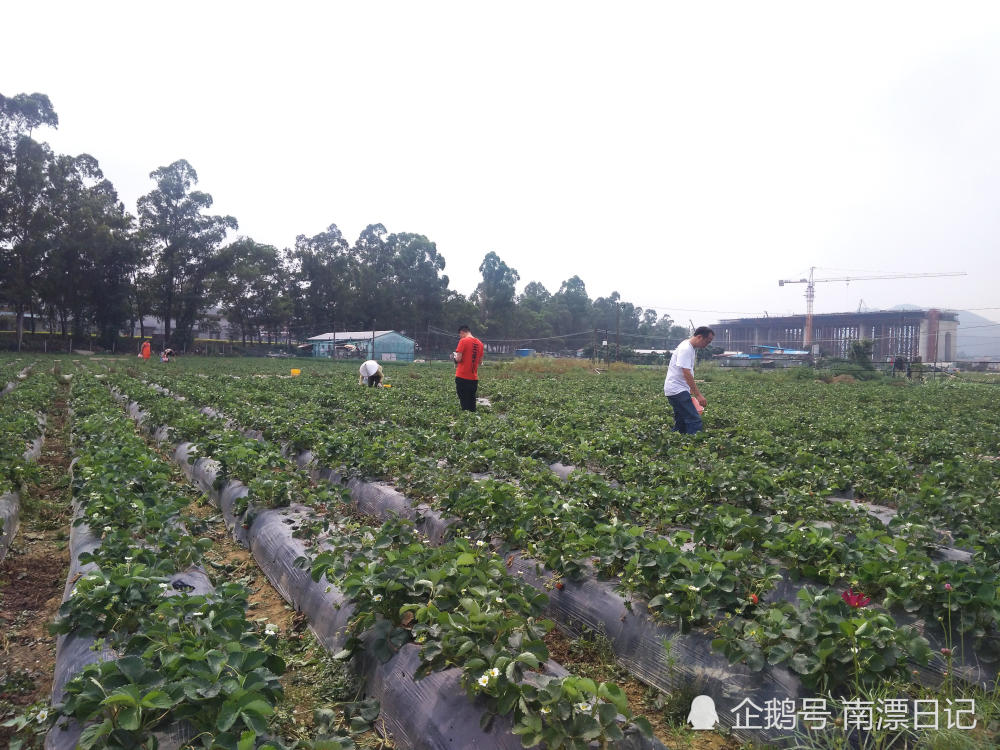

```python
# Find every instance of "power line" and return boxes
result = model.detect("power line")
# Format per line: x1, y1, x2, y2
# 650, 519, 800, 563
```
427, 324, 687, 346
426, 326, 595, 344
636, 304, 764, 316
958, 322, 1000, 331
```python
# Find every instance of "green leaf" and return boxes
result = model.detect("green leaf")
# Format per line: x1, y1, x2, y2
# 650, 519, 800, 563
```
141, 689, 177, 709
597, 682, 628, 714
789, 653, 815, 675
242, 700, 275, 719
103, 688, 140, 708
116, 655, 147, 684
577, 714, 603, 740
498, 688, 519, 715
596, 702, 618, 725
117, 704, 141, 731
217, 700, 239, 731
78, 719, 113, 749
630, 716, 653, 739
516, 651, 541, 669
576, 677, 597, 696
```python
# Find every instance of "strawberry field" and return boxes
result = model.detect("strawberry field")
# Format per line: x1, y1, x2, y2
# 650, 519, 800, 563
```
2, 354, 1000, 749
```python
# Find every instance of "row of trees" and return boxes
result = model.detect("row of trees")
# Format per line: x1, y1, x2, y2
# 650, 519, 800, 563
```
1, 91, 687, 353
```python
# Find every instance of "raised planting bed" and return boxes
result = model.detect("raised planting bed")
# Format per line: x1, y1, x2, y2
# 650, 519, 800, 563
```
0, 366, 54, 562
122, 369, 998, 673
104, 362, 1000, 745
105, 371, 992, 748
38, 375, 287, 750
113, 383, 663, 750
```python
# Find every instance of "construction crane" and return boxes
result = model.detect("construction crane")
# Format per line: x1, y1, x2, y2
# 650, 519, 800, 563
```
778, 267, 966, 348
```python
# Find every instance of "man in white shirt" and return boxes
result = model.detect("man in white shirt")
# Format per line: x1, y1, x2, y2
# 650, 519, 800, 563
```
358, 359, 384, 387
663, 326, 714, 434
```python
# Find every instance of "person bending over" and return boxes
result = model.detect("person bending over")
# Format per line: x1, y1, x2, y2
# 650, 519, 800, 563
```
359, 359, 384, 387
663, 326, 714, 434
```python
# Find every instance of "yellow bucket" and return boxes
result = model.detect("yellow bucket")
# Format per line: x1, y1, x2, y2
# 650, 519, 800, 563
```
290, 369, 301, 376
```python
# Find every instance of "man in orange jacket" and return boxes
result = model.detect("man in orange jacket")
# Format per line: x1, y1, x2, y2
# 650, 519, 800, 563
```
451, 325, 483, 411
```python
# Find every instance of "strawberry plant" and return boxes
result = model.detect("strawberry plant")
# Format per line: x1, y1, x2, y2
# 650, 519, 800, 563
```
712, 587, 933, 694
115, 360, 1000, 708
299, 519, 654, 745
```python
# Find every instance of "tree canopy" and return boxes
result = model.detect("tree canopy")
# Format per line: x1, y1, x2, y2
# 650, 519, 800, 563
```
0, 91, 690, 357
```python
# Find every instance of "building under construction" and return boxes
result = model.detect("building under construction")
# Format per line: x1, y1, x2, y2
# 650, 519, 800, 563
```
713, 309, 958, 362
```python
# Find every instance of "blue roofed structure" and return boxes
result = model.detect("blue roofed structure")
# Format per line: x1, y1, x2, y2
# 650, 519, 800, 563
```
307, 330, 416, 362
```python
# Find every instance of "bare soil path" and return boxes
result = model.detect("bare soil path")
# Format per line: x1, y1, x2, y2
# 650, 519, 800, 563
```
0, 381, 72, 747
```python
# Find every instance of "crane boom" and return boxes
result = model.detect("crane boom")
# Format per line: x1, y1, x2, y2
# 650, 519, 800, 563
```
780, 271, 966, 285
777, 267, 967, 348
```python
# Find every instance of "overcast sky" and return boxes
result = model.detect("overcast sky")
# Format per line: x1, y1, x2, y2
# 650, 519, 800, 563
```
5, 1, 1000, 325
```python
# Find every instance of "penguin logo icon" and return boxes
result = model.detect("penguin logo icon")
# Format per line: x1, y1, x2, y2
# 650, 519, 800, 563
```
687, 695, 719, 730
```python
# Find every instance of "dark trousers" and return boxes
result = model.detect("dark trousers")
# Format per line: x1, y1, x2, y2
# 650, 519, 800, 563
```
367, 373, 382, 387
455, 376, 478, 411
667, 390, 702, 434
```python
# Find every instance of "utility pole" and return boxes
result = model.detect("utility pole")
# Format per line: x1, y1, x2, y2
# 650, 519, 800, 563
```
615, 304, 621, 362
592, 327, 597, 367
371, 320, 376, 360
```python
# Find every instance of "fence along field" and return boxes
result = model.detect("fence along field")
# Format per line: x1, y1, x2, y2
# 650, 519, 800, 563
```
2, 352, 999, 748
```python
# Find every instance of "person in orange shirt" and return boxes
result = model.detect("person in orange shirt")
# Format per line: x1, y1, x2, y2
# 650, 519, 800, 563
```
451, 325, 484, 411
140, 340, 151, 361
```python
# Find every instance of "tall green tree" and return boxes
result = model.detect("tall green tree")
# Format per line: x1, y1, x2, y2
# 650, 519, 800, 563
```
87, 204, 141, 349
40, 153, 139, 347
472, 251, 519, 336
547, 275, 592, 350
514, 281, 555, 339
352, 223, 395, 329
387, 232, 449, 338
289, 223, 354, 337
137, 160, 237, 348
214, 238, 286, 345
0, 92, 59, 349
40, 154, 101, 338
